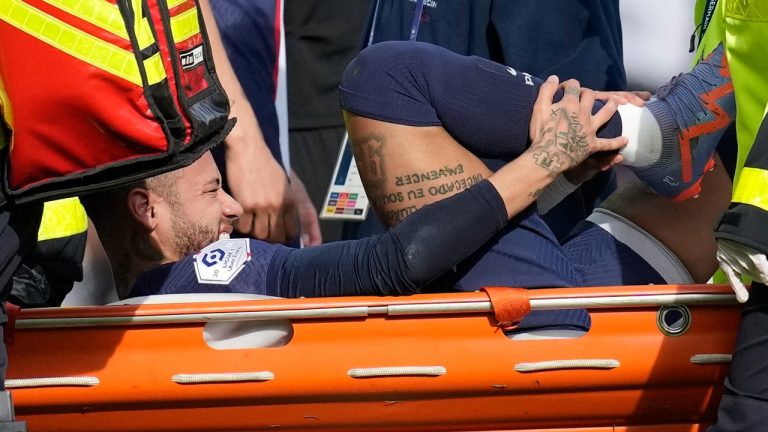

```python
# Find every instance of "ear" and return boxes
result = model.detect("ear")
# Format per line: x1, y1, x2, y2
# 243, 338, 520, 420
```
126, 188, 156, 231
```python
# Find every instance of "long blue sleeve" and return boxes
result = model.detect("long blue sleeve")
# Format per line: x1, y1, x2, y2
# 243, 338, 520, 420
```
270, 180, 508, 297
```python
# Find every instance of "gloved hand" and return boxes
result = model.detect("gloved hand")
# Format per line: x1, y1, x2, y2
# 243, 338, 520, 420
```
716, 239, 768, 303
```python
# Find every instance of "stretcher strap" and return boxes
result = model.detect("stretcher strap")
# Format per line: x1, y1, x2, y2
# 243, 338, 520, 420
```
481, 287, 531, 330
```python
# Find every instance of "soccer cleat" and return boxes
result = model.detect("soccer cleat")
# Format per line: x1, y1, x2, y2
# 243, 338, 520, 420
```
630, 43, 735, 201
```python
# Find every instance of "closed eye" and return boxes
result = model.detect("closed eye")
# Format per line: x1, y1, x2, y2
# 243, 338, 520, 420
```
203, 178, 222, 195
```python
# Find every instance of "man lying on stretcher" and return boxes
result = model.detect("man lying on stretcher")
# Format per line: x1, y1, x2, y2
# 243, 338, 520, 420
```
81, 42, 733, 327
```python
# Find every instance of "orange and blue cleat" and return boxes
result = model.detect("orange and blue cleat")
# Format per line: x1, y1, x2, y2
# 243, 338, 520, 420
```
631, 43, 735, 201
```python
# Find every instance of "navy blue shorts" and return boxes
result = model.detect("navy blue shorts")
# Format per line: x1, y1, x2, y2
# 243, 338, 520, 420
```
453, 213, 665, 292
445, 207, 664, 333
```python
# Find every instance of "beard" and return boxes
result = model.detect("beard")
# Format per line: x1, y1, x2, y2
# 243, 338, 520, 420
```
170, 213, 219, 258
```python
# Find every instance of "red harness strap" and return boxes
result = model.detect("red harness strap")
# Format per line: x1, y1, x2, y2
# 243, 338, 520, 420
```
481, 287, 531, 330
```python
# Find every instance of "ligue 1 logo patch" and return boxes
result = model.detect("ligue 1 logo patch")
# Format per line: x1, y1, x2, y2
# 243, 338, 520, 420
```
193, 238, 251, 284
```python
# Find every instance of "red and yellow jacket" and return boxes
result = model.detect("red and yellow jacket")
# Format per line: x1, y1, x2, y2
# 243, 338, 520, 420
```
0, 0, 232, 206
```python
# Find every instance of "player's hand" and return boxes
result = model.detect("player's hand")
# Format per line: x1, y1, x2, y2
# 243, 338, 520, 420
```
529, 76, 627, 176
595, 90, 651, 107
290, 170, 322, 247
225, 135, 299, 243
562, 151, 624, 185
717, 239, 768, 303
566, 89, 649, 182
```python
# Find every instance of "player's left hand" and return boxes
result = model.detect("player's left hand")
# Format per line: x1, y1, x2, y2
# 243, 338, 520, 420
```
562, 151, 624, 185
595, 90, 651, 107
716, 239, 768, 303
529, 76, 627, 174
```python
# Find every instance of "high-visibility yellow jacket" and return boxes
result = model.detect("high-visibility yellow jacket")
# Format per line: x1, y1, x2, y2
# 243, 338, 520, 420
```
696, 0, 768, 255
11, 197, 89, 307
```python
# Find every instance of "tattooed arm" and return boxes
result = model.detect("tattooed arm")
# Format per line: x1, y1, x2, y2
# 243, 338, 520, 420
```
273, 179, 508, 297
270, 78, 626, 297
346, 76, 625, 227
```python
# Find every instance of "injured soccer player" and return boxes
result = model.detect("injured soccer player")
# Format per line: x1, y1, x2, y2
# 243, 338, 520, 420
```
81, 41, 730, 319
81, 70, 624, 301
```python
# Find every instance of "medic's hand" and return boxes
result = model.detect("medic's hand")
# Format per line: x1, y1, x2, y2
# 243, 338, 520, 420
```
716, 239, 768, 303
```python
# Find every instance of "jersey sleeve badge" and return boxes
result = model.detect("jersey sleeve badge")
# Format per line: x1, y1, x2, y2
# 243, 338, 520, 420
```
193, 238, 252, 285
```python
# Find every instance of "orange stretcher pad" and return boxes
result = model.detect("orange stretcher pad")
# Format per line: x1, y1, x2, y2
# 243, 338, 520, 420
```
0, 0, 232, 204
6, 284, 740, 431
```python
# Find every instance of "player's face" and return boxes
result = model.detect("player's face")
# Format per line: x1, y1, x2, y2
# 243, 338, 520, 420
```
164, 152, 243, 260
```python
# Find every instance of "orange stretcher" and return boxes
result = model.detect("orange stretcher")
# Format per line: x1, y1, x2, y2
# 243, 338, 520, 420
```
5, 284, 740, 431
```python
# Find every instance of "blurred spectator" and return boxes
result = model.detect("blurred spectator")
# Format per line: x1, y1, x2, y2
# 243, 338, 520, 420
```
284, 0, 371, 242
206, 0, 320, 245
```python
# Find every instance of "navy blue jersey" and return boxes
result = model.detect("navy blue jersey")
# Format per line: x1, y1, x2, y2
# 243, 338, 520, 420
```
130, 180, 511, 299
131, 239, 289, 298
127, 180, 662, 334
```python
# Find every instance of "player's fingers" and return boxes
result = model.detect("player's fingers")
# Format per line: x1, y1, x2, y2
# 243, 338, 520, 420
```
630, 90, 652, 102
594, 91, 627, 105
560, 79, 581, 105
595, 136, 628, 153
579, 88, 596, 118
734, 283, 751, 304
530, 75, 560, 141
595, 153, 624, 171
607, 153, 624, 169
595, 91, 648, 107
534, 75, 560, 112
592, 95, 620, 129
